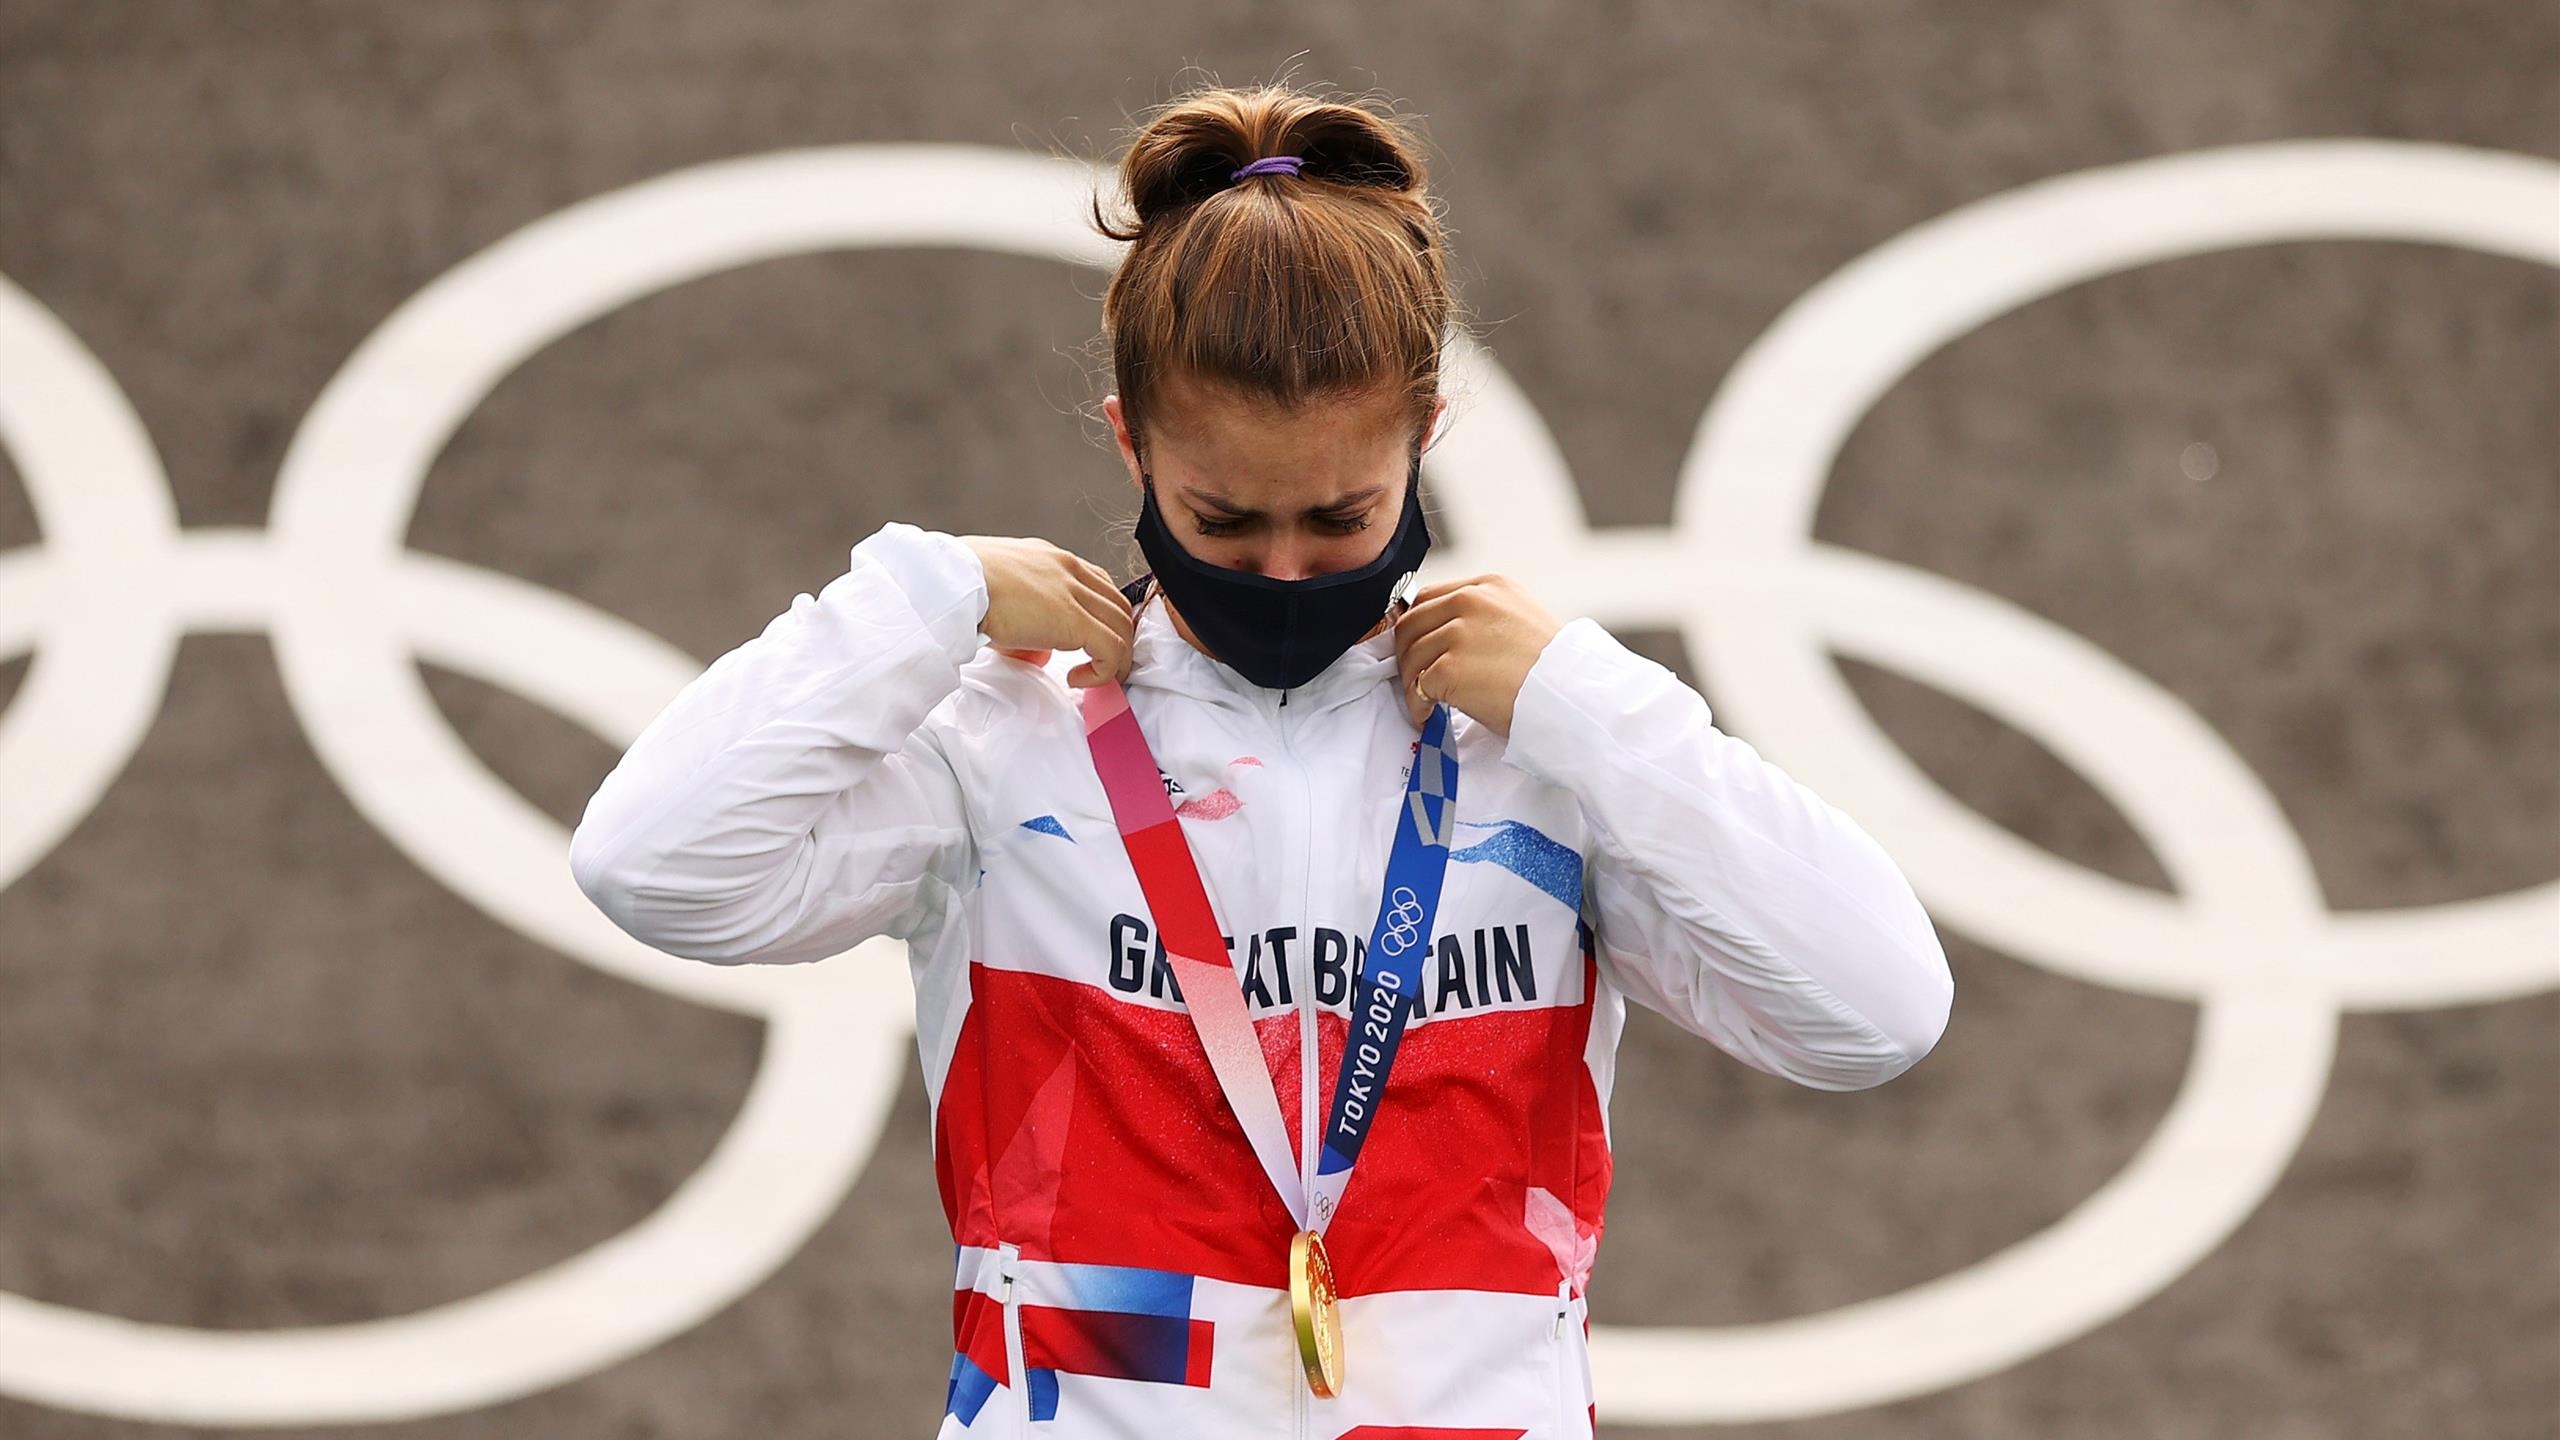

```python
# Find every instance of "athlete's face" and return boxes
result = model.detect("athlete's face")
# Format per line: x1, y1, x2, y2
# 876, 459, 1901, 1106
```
1107, 377, 1445, 582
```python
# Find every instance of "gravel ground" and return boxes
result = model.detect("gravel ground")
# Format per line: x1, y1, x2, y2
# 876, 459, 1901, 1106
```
0, 4, 2550, 1437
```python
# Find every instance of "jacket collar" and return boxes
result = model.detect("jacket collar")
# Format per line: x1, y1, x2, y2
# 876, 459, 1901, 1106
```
1124, 583, 1401, 714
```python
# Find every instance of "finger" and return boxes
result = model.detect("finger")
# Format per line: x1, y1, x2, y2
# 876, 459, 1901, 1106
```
1066, 617, 1123, 687
1068, 558, 1135, 623
1409, 573, 1494, 604
1398, 617, 1462, 690
1397, 627, 1459, 725
1393, 613, 1424, 683
1071, 607, 1132, 687
1396, 587, 1474, 641
1064, 574, 1127, 637
1064, 584, 1136, 676
1090, 576, 1139, 652
1066, 572, 1138, 679
1405, 652, 1449, 726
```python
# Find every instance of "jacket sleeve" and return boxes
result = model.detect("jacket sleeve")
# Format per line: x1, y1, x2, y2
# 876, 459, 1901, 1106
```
567, 522, 987, 966
1499, 618, 1953, 1090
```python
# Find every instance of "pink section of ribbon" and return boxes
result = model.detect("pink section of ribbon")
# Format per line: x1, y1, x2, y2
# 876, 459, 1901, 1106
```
1079, 680, 1306, 1227
1089, 709, 1176, 827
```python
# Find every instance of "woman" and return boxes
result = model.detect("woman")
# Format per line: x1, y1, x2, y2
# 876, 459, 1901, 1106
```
570, 82, 1952, 1439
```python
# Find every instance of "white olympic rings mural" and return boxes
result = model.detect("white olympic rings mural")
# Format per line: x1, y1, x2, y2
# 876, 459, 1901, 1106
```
0, 140, 2553, 1427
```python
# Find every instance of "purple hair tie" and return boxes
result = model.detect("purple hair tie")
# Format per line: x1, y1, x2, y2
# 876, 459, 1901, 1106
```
1231, 154, 1306, 182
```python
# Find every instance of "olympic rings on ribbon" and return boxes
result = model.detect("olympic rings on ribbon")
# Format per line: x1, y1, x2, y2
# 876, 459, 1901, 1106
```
1378, 886, 1429, 956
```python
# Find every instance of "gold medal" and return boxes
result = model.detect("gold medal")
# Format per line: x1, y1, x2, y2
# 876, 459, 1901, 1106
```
1288, 1229, 1344, 1397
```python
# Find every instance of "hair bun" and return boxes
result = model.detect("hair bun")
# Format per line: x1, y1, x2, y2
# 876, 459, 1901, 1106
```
1276, 105, 1420, 192
1088, 79, 1462, 460
1104, 84, 1429, 232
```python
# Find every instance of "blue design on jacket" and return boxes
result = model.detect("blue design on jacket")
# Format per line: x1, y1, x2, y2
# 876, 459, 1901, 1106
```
1450, 818, 1583, 915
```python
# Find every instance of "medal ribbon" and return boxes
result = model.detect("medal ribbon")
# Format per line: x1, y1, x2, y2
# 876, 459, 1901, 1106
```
1080, 679, 1303, 1225
1078, 680, 1457, 1236
1308, 700, 1455, 1232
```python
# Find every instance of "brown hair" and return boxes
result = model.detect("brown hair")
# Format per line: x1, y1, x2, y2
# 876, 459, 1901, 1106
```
1087, 79, 1470, 467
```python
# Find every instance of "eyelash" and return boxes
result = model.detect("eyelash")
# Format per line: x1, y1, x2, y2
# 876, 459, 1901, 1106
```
1192, 513, 1372, 537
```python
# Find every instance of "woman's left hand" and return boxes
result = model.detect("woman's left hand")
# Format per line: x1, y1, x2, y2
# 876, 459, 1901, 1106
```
1392, 574, 1562, 735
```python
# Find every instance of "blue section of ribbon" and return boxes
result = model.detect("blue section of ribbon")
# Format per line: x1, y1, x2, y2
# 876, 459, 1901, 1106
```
1315, 703, 1457, 1179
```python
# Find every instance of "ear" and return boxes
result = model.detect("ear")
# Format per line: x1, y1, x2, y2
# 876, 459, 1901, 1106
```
1104, 393, 1144, 488
1424, 394, 1449, 451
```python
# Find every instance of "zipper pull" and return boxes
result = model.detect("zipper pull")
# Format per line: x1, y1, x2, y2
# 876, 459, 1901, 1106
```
1552, 1279, 1572, 1338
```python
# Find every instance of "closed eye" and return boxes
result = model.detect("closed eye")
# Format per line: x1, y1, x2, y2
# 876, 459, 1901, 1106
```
1190, 510, 1372, 537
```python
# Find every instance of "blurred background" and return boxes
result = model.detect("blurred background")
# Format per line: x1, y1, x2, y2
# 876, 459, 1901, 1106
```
0, 3, 2552, 1437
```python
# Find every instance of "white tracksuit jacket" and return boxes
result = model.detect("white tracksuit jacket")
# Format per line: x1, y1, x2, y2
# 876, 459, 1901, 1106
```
568, 521, 1953, 1439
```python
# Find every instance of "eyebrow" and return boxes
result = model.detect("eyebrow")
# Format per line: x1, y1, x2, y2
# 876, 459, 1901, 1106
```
1182, 483, 1387, 519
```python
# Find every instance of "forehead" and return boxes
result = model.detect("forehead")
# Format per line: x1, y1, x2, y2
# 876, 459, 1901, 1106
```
1145, 374, 1413, 491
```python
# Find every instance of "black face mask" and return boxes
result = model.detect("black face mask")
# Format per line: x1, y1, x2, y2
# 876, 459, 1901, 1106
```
1133, 448, 1431, 691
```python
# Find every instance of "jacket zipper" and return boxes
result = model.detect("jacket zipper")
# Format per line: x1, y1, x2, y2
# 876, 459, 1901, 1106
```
1000, 1242, 1029, 1432
1552, 1278, 1575, 1434
1269, 682, 1316, 1440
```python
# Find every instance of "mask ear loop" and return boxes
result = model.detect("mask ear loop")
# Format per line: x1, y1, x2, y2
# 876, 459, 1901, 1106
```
1125, 456, 1162, 613
1386, 432, 1430, 617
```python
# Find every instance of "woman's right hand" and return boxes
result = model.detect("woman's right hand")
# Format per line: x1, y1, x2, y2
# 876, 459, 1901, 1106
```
959, 535, 1136, 688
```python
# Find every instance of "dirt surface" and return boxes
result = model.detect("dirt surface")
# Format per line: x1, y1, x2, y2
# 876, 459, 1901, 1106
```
0, 3, 2551, 1437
